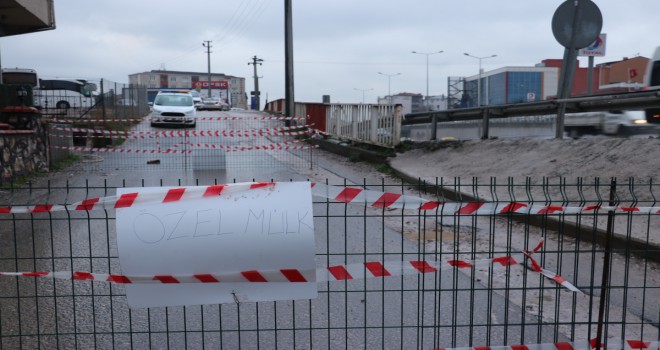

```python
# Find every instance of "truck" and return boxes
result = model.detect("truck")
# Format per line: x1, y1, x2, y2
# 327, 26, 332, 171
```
644, 46, 660, 123
564, 110, 655, 138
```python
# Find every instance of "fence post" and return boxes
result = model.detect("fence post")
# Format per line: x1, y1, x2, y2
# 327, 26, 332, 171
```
100, 79, 107, 121
430, 113, 437, 141
595, 178, 616, 348
480, 108, 490, 139
392, 105, 402, 146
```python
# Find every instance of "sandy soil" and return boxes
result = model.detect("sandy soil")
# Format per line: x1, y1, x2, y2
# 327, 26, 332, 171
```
387, 137, 660, 340
390, 137, 660, 182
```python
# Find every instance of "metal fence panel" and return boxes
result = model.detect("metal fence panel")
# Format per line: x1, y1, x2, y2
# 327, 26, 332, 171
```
326, 104, 401, 148
0, 178, 658, 349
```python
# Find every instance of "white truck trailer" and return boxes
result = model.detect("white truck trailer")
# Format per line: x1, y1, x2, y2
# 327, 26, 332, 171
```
564, 110, 654, 137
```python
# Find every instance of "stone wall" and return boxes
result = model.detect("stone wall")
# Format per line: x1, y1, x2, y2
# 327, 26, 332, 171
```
0, 112, 49, 186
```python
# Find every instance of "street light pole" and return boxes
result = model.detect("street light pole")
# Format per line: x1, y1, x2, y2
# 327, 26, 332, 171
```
354, 88, 373, 104
464, 53, 497, 107
412, 50, 443, 109
378, 72, 401, 104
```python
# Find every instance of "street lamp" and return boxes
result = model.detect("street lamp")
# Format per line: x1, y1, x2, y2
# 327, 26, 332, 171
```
411, 50, 443, 108
354, 88, 374, 104
378, 72, 401, 104
464, 53, 497, 107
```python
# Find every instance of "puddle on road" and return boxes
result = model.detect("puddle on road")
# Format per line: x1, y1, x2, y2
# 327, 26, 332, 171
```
397, 220, 476, 242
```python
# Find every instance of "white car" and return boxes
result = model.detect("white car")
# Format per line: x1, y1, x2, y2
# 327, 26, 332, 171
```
189, 90, 203, 108
149, 92, 196, 127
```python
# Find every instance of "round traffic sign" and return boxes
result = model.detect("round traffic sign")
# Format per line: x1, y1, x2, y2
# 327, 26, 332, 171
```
552, 0, 603, 49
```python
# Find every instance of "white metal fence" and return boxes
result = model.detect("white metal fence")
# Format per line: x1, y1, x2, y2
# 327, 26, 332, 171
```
326, 104, 402, 148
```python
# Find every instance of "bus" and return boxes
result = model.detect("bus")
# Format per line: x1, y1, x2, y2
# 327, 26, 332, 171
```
1, 68, 97, 110
0, 68, 38, 86
36, 78, 97, 110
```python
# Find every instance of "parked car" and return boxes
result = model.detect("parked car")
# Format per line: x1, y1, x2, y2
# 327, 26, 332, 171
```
149, 92, 196, 127
199, 97, 229, 111
189, 90, 203, 108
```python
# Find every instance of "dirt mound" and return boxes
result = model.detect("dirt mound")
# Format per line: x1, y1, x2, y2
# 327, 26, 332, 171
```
392, 137, 660, 182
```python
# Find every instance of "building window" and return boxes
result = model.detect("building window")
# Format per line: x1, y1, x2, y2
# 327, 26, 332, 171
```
170, 76, 177, 82
507, 72, 542, 104
149, 75, 156, 81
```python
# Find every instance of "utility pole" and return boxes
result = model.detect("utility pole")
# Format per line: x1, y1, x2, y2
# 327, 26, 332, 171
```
202, 40, 212, 97
248, 55, 264, 110
284, 0, 295, 125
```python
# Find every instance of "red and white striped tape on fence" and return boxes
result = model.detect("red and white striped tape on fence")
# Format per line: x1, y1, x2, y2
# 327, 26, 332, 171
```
432, 339, 660, 350
311, 183, 660, 215
49, 145, 189, 154
173, 139, 303, 150
51, 125, 316, 139
0, 241, 581, 292
48, 143, 318, 154
2, 182, 659, 215
49, 115, 305, 124
0, 182, 278, 214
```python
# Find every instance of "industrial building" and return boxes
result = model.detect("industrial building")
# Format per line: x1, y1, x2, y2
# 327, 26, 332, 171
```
128, 70, 247, 109
462, 56, 650, 108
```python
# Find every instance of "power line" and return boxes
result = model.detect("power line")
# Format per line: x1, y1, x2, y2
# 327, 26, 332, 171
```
140, 1, 270, 71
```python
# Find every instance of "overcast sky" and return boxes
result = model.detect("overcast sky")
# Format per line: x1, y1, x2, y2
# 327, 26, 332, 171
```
1, 0, 658, 105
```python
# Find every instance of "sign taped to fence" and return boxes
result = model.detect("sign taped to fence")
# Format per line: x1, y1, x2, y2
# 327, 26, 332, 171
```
116, 182, 316, 308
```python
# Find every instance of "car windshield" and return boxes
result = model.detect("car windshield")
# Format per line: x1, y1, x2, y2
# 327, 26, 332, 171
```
154, 95, 193, 106
190, 91, 200, 98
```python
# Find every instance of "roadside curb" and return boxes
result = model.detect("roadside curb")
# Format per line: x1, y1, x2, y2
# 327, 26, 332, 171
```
389, 165, 660, 264
310, 138, 392, 164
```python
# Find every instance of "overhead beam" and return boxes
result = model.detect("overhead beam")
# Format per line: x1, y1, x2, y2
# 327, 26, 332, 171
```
0, 0, 55, 37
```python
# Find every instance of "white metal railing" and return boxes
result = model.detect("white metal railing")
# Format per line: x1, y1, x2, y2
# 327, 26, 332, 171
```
326, 104, 402, 147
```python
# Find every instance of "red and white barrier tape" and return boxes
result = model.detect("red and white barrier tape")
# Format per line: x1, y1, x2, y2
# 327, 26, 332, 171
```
2, 182, 659, 215
311, 183, 660, 215
51, 125, 315, 139
0, 182, 277, 214
48, 143, 317, 154
49, 145, 189, 154
432, 339, 660, 350
173, 139, 301, 149
0, 241, 580, 292
49, 115, 304, 124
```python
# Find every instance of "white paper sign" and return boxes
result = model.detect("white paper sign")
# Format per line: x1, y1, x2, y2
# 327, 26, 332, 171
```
116, 182, 316, 308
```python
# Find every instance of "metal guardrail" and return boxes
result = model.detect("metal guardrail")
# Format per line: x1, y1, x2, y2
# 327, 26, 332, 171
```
403, 90, 660, 125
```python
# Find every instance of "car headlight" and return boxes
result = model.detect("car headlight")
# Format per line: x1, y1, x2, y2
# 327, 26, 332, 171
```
185, 110, 195, 116
633, 119, 647, 124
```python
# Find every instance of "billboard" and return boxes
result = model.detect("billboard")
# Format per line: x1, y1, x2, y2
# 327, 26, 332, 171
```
192, 81, 229, 89
578, 33, 606, 57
